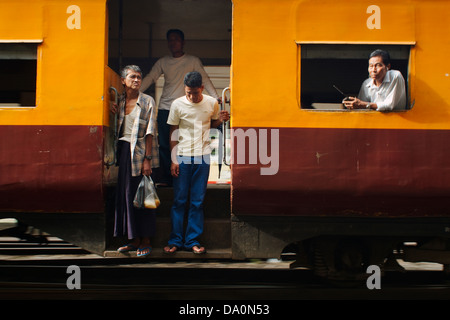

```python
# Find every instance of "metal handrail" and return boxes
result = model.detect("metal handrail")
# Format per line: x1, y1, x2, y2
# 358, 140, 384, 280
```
221, 87, 230, 166
105, 86, 119, 167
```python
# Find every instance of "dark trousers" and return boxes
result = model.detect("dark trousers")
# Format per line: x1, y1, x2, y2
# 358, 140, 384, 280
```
156, 110, 173, 186
114, 140, 156, 239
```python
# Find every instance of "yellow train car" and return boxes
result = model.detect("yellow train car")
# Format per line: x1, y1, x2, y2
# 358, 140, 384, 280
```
0, 0, 121, 252
230, 0, 450, 278
2, 0, 450, 281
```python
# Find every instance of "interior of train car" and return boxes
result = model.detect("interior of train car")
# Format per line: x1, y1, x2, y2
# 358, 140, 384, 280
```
102, 0, 234, 254
0, 43, 37, 106
107, 0, 232, 184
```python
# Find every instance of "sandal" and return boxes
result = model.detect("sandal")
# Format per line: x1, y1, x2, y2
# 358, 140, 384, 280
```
117, 243, 137, 253
191, 245, 206, 254
163, 245, 179, 254
137, 246, 152, 257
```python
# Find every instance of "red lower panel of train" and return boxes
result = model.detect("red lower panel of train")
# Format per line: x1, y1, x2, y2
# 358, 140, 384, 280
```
231, 127, 450, 217
0, 125, 105, 213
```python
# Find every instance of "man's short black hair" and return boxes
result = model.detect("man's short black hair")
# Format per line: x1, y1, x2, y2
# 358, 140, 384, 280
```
184, 71, 203, 88
369, 49, 391, 66
166, 29, 184, 41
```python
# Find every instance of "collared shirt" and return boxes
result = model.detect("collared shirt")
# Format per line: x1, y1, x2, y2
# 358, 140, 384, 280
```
358, 70, 407, 111
117, 92, 159, 176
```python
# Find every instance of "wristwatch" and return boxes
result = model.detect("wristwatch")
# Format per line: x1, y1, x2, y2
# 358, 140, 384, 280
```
144, 155, 152, 160
366, 102, 371, 109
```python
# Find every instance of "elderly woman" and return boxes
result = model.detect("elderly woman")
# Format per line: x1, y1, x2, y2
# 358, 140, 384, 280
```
112, 65, 159, 257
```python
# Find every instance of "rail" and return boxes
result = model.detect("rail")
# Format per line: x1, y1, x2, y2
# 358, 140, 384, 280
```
105, 86, 119, 167
220, 87, 230, 167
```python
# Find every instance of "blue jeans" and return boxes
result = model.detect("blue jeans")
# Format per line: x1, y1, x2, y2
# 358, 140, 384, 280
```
168, 155, 210, 249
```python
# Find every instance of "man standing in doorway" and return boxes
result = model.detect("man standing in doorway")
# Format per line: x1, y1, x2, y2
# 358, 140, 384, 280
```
141, 29, 221, 186
164, 71, 229, 254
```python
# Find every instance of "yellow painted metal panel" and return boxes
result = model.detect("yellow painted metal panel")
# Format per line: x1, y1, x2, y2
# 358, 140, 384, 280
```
294, 1, 416, 43
231, 0, 450, 130
0, 0, 108, 126
0, 1, 44, 41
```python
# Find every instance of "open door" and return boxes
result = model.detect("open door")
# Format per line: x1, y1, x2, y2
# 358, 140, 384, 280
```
104, 0, 233, 256
107, 0, 232, 184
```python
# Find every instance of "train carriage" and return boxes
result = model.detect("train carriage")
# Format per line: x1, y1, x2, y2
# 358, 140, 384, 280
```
230, 0, 450, 279
1, 0, 450, 281
0, 0, 121, 253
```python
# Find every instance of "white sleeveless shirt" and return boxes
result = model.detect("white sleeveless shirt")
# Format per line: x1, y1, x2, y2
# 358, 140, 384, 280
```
119, 106, 138, 143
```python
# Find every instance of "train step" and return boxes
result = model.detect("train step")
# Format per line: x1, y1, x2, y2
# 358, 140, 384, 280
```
103, 247, 232, 259
0, 185, 232, 257
105, 184, 232, 256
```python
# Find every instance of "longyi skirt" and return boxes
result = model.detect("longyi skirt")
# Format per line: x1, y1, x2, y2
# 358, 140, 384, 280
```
113, 140, 156, 239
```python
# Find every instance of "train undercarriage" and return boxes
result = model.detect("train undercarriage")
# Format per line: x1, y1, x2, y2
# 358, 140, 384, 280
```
232, 214, 450, 281
3, 184, 450, 283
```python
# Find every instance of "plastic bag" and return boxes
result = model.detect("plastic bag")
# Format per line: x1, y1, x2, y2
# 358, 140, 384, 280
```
133, 175, 160, 209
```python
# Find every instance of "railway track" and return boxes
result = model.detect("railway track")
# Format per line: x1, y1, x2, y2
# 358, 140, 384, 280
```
1, 236, 450, 301
1, 261, 449, 297
1, 222, 450, 302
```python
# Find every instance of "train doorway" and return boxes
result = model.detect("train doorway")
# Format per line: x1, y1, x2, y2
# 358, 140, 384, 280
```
106, 0, 232, 185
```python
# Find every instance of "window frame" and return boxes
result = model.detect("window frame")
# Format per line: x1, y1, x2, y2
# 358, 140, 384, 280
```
0, 40, 42, 108
297, 41, 416, 112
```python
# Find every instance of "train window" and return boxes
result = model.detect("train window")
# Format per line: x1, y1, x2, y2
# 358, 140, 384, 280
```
0, 43, 38, 107
299, 44, 412, 111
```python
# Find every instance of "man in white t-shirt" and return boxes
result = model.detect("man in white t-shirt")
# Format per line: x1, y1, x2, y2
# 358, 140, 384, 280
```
343, 49, 406, 111
164, 71, 229, 254
140, 29, 220, 186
